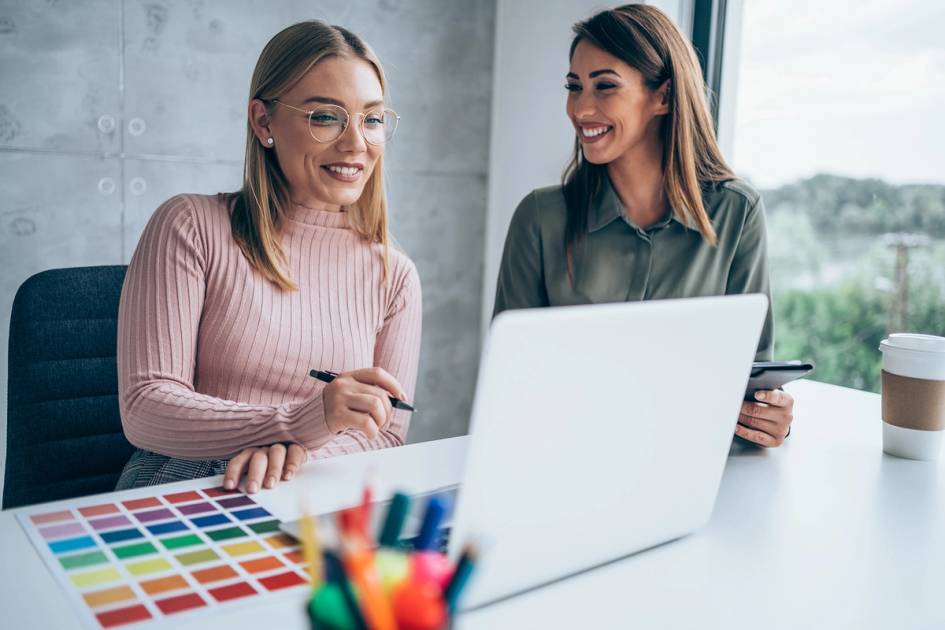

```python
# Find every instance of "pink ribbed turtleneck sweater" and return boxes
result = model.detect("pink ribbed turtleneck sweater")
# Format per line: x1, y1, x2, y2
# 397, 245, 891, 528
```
117, 193, 422, 460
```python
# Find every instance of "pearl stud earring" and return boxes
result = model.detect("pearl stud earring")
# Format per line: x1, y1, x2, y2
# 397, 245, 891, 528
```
267, 137, 274, 145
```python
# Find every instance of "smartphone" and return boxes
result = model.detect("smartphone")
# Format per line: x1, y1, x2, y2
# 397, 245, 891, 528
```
745, 361, 814, 400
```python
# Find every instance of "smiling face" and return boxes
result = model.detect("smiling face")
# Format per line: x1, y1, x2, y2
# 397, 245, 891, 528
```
566, 40, 669, 166
249, 55, 385, 211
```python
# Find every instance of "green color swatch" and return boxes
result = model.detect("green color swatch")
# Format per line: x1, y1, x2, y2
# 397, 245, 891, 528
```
206, 526, 247, 542
59, 550, 108, 570
248, 520, 281, 535
112, 541, 157, 559
161, 533, 202, 550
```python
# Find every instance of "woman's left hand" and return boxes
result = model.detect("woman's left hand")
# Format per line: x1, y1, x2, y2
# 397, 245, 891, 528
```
735, 389, 794, 447
223, 443, 308, 493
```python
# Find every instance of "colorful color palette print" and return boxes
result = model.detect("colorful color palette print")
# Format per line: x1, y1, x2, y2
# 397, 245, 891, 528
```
17, 486, 311, 628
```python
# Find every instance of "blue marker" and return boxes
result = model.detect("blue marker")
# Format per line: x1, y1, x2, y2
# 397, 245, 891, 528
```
415, 494, 450, 551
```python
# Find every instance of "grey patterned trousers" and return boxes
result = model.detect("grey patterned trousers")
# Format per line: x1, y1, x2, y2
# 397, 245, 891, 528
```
115, 449, 229, 490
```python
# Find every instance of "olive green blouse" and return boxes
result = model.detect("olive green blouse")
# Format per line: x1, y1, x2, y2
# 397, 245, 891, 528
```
493, 175, 774, 361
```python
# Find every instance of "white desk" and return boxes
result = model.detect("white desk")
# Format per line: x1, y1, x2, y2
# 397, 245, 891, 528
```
457, 380, 945, 629
2, 380, 943, 629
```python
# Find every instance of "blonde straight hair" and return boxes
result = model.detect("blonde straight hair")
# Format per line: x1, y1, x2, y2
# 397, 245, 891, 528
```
563, 4, 735, 272
233, 21, 390, 291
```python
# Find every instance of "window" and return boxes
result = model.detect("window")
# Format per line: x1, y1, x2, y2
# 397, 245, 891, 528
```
722, 0, 945, 391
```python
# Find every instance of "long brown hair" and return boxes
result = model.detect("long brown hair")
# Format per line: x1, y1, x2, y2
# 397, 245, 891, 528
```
563, 4, 734, 271
233, 21, 391, 291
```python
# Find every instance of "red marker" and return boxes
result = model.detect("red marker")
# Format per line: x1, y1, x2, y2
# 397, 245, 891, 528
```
391, 578, 446, 630
360, 476, 374, 538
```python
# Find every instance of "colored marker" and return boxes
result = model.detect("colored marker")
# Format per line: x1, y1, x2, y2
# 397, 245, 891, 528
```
412, 495, 453, 588
323, 549, 368, 630
415, 495, 449, 552
300, 510, 323, 590
391, 578, 447, 630
444, 543, 479, 613
360, 475, 374, 539
310, 369, 416, 412
309, 583, 356, 630
340, 534, 397, 630
379, 492, 410, 547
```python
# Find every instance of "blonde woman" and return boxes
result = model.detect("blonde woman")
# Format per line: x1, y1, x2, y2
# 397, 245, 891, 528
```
494, 5, 795, 447
116, 21, 421, 492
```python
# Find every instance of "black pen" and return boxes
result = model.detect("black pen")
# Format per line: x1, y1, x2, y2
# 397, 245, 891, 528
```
309, 369, 416, 412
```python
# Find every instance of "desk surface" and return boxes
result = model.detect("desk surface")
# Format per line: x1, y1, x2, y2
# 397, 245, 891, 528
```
458, 380, 945, 629
2, 380, 943, 629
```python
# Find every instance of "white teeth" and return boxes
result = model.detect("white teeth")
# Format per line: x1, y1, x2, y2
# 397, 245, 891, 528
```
327, 165, 361, 176
582, 126, 610, 137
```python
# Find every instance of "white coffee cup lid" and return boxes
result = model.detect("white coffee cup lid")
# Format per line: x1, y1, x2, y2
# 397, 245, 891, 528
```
880, 333, 945, 354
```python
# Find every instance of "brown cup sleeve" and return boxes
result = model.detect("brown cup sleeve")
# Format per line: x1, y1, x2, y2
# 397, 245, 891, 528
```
882, 370, 945, 431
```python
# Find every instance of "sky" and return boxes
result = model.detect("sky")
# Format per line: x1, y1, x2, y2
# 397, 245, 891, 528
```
729, 0, 945, 188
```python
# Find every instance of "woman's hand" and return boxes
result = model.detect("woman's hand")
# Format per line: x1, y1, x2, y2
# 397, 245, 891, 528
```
223, 443, 307, 493
323, 367, 407, 440
735, 389, 794, 447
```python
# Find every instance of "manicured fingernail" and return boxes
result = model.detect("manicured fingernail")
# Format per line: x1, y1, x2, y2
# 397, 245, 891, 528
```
265, 476, 275, 488
755, 391, 766, 401
223, 479, 235, 490
284, 470, 294, 480
247, 481, 259, 493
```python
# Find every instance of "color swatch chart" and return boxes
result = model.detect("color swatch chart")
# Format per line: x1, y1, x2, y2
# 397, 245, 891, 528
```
16, 485, 310, 628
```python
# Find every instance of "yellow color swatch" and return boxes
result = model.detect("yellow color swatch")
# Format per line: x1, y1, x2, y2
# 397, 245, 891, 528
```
126, 557, 173, 576
221, 540, 264, 557
70, 567, 121, 588
82, 585, 136, 608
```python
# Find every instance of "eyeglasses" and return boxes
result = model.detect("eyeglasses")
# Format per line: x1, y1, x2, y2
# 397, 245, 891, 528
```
271, 100, 400, 146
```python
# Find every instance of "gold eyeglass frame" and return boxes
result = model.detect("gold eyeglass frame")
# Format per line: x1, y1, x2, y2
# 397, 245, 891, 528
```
270, 99, 400, 146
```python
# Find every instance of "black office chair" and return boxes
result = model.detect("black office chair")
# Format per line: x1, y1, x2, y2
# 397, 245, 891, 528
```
4, 266, 134, 509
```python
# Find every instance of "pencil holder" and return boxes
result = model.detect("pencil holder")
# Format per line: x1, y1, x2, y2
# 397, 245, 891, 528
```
302, 489, 477, 630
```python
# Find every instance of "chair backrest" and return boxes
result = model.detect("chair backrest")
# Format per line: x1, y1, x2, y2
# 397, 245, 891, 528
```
4, 266, 134, 509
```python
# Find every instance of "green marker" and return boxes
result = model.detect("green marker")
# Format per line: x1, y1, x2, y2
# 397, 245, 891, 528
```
308, 583, 355, 630
378, 492, 410, 547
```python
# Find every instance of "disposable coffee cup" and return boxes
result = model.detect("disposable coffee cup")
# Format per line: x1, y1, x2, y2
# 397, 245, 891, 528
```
879, 333, 945, 460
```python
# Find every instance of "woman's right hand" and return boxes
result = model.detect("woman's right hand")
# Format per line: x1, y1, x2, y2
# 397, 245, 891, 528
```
323, 367, 408, 440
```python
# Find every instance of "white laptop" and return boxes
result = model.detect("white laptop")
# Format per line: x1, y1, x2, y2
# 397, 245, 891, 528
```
283, 294, 767, 609
448, 294, 768, 609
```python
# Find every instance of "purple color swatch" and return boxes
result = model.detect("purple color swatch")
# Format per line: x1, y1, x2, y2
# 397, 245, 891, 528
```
177, 502, 216, 516
39, 522, 86, 540
134, 508, 175, 523
89, 515, 132, 531
216, 495, 255, 509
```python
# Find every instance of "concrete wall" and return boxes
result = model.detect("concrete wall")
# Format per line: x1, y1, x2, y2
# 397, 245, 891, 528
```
0, 0, 494, 498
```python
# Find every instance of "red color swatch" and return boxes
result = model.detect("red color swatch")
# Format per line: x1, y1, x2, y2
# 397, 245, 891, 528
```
163, 490, 202, 504
208, 582, 257, 602
155, 592, 207, 615
122, 497, 161, 510
29, 510, 73, 525
78, 504, 119, 518
95, 603, 151, 627
202, 486, 240, 498
258, 571, 307, 591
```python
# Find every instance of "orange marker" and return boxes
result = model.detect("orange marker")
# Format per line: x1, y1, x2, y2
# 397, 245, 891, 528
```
340, 533, 397, 630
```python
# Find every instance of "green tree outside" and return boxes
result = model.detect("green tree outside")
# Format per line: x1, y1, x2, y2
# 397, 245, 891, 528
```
762, 175, 945, 393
